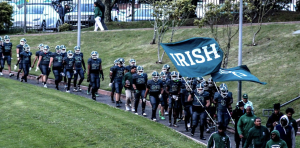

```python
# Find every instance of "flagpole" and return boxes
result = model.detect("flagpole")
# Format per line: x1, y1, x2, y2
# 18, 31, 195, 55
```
238, 0, 243, 102
77, 0, 81, 47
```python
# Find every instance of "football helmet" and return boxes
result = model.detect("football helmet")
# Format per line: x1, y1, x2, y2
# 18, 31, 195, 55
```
219, 83, 228, 97
114, 59, 118, 66
208, 77, 214, 87
152, 71, 159, 82
160, 71, 167, 81
129, 59, 136, 66
136, 66, 144, 75
20, 38, 27, 45
185, 80, 193, 91
196, 83, 204, 94
60, 45, 66, 53
67, 50, 74, 58
4, 35, 10, 43
0, 36, 3, 42
186, 77, 195, 84
170, 71, 178, 81
91, 51, 98, 59
162, 64, 170, 72
23, 44, 30, 52
74, 46, 81, 54
202, 81, 209, 90
38, 43, 44, 51
55, 45, 61, 54
118, 58, 125, 66
43, 45, 50, 53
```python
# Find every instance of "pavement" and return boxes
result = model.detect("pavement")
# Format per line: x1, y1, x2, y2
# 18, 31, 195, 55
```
1, 70, 239, 147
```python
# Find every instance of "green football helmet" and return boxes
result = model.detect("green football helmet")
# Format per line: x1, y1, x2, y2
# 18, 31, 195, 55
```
55, 45, 61, 54
20, 38, 27, 45
43, 45, 50, 53
114, 59, 118, 66
136, 65, 143, 75
91, 51, 98, 59
152, 71, 159, 82
197, 83, 204, 94
23, 44, 30, 52
4, 35, 10, 43
118, 58, 125, 66
170, 71, 178, 81
129, 59, 136, 66
60, 45, 66, 53
159, 71, 167, 81
219, 83, 228, 97
162, 64, 170, 72
67, 50, 74, 58
38, 43, 44, 51
74, 46, 81, 54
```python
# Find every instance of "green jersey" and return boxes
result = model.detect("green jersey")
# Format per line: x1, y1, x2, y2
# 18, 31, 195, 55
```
243, 125, 270, 148
237, 113, 257, 139
207, 132, 231, 148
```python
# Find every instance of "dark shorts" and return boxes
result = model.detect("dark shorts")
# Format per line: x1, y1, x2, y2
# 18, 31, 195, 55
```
40, 65, 50, 75
3, 55, 11, 65
66, 69, 74, 79
114, 81, 123, 93
19, 61, 23, 69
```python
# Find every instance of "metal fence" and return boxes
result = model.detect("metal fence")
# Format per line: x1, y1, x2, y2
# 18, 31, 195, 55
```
0, 0, 298, 33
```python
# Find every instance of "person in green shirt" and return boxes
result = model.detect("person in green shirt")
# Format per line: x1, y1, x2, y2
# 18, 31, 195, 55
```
93, 2, 104, 31
243, 117, 270, 148
266, 130, 288, 148
207, 125, 231, 148
122, 66, 136, 111
237, 106, 257, 147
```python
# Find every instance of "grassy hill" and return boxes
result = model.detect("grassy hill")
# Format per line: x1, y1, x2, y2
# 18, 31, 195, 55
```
4, 23, 300, 122
0, 78, 203, 147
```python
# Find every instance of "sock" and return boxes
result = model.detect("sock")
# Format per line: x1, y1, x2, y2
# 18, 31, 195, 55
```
67, 78, 71, 90
73, 79, 77, 87
152, 109, 156, 119
200, 126, 204, 137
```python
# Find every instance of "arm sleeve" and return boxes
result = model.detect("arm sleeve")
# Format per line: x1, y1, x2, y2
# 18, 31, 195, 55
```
207, 134, 213, 148
266, 116, 273, 128
237, 116, 243, 135
292, 120, 298, 136
132, 77, 137, 85
146, 80, 151, 89
243, 129, 252, 148
291, 128, 295, 148
226, 135, 231, 148
122, 73, 127, 86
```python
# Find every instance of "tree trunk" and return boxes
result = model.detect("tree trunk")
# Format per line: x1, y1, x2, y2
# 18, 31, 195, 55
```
151, 21, 157, 44
157, 35, 161, 63
131, 0, 135, 21
104, 3, 111, 22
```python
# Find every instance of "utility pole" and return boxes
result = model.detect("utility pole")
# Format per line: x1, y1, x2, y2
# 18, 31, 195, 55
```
24, 0, 27, 33
237, 0, 243, 101
77, 0, 81, 47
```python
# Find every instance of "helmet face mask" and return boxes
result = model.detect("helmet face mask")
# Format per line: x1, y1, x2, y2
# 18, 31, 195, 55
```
203, 81, 209, 90
74, 46, 81, 54
129, 59, 136, 66
170, 71, 178, 81
60, 45, 66, 53
137, 66, 144, 75
197, 84, 204, 94
38, 44, 44, 51
55, 45, 61, 54
114, 59, 118, 66
91, 51, 98, 59
4, 35, 10, 43
20, 38, 26, 45
67, 50, 73, 58
160, 71, 167, 81
24, 44, 30, 52
220, 83, 228, 97
43, 45, 50, 53
152, 71, 159, 82
208, 77, 214, 87
118, 58, 125, 66
162, 64, 170, 73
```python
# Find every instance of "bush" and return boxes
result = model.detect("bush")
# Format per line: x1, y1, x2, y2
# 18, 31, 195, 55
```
0, 2, 13, 30
296, 1, 300, 12
59, 23, 72, 32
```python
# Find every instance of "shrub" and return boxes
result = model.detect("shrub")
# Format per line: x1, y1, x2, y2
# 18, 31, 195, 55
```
59, 23, 72, 32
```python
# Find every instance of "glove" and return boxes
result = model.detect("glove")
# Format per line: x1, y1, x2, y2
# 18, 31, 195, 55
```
17, 57, 20, 61
87, 76, 90, 82
102, 76, 104, 81
159, 94, 162, 99
83, 69, 86, 73
109, 83, 112, 87
14, 65, 17, 70
48, 67, 51, 73
74, 70, 77, 74
35, 67, 39, 72
29, 67, 32, 71
61, 72, 65, 77
143, 98, 146, 102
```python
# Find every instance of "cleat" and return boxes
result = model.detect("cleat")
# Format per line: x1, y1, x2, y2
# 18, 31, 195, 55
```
165, 111, 169, 115
64, 85, 67, 89
168, 122, 172, 127
66, 90, 70, 93
0, 72, 3, 76
200, 137, 206, 140
173, 124, 178, 127
187, 123, 191, 128
177, 118, 181, 122
87, 90, 90, 95
55, 86, 59, 90
191, 133, 194, 136
142, 112, 147, 116
95, 92, 99, 97
92, 96, 96, 101
160, 116, 165, 120
135, 112, 138, 115
73, 87, 78, 92
152, 118, 157, 121
206, 129, 210, 133
111, 99, 115, 103
20, 78, 23, 82
36, 76, 40, 84
77, 85, 82, 91
44, 84, 47, 88
125, 106, 130, 111
131, 108, 135, 112
9, 73, 14, 77
119, 100, 122, 104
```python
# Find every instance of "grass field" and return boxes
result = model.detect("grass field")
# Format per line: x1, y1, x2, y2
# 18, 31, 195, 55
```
0, 78, 203, 147
2, 23, 300, 123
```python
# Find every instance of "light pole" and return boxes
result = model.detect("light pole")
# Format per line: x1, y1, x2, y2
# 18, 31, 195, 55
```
77, 0, 81, 47
237, 0, 243, 101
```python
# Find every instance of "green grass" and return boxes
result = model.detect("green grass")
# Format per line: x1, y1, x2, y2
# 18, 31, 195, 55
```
3, 23, 300, 123
0, 77, 203, 147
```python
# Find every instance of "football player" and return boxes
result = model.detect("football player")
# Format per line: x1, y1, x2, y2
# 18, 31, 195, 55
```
87, 51, 104, 100
161, 64, 171, 79
2, 35, 14, 77
15, 38, 26, 80
16, 44, 32, 82
36, 45, 52, 88
73, 46, 86, 92
168, 71, 181, 127
132, 65, 148, 115
188, 82, 210, 140
31, 44, 44, 83
60, 45, 68, 89
110, 58, 125, 107
0, 36, 4, 75
63, 50, 75, 93
182, 77, 194, 131
125, 58, 136, 73
108, 59, 119, 103
144, 71, 164, 121
49, 45, 64, 90
158, 71, 170, 120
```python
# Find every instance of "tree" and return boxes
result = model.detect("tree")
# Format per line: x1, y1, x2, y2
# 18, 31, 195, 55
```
0, 2, 13, 30
194, 0, 240, 68
244, 0, 275, 46
96, 0, 117, 22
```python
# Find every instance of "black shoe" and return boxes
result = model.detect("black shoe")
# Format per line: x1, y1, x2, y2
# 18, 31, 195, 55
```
119, 100, 123, 104
19, 78, 23, 82
111, 99, 115, 103
200, 137, 206, 140
185, 128, 189, 132
116, 103, 121, 107
92, 96, 96, 101
191, 133, 194, 136
56, 86, 59, 90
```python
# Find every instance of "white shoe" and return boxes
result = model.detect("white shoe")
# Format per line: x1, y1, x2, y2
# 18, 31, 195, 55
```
187, 123, 191, 128
165, 111, 169, 115
143, 112, 147, 116
73, 88, 78, 92
64, 85, 67, 89
0, 72, 3, 76
135, 112, 138, 115
44, 84, 47, 88
152, 118, 157, 121
125, 106, 130, 111
131, 108, 135, 112
9, 73, 14, 77
66, 90, 70, 93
